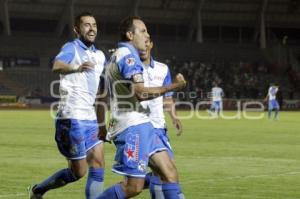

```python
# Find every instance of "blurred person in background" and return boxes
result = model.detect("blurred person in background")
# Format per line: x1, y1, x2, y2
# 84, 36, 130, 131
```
208, 81, 224, 117
265, 83, 280, 120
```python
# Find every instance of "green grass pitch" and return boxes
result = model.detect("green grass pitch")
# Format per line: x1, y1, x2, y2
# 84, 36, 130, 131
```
0, 110, 300, 199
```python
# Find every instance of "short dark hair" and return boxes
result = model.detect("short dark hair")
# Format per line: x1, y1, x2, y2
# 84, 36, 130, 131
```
119, 16, 141, 42
74, 12, 94, 28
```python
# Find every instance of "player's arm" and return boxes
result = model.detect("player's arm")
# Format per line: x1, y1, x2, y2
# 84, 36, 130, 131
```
164, 96, 182, 136
131, 73, 186, 101
221, 89, 225, 98
96, 76, 108, 141
52, 60, 95, 74
52, 42, 94, 74
264, 93, 269, 101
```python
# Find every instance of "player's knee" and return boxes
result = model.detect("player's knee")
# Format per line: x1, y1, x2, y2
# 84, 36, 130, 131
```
87, 144, 105, 168
162, 164, 179, 183
124, 184, 143, 197
72, 167, 87, 179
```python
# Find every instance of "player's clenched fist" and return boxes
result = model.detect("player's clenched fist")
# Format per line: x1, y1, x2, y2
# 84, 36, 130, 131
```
174, 73, 186, 90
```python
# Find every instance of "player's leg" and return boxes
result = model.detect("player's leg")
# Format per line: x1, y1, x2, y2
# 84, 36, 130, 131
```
147, 128, 184, 199
30, 119, 87, 197
86, 142, 105, 199
150, 151, 185, 199
145, 129, 174, 198
96, 123, 154, 198
268, 101, 273, 119
97, 177, 144, 199
216, 101, 221, 116
274, 100, 280, 120
219, 101, 223, 116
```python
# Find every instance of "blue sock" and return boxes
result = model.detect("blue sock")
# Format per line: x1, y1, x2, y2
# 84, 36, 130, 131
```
162, 183, 185, 199
33, 168, 78, 195
149, 176, 162, 199
85, 168, 104, 199
144, 172, 152, 189
96, 183, 126, 199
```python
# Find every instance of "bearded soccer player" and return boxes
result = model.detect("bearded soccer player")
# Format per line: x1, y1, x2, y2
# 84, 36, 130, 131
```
28, 12, 107, 199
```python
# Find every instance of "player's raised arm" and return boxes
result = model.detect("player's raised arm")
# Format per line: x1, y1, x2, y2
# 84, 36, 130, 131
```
132, 73, 186, 101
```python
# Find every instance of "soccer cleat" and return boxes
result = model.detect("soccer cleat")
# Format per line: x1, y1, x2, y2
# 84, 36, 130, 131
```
27, 185, 43, 199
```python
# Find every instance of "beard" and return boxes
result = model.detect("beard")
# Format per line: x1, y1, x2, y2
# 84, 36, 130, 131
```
79, 35, 95, 47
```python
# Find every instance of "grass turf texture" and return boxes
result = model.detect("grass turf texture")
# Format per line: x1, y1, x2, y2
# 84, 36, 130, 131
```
0, 110, 299, 199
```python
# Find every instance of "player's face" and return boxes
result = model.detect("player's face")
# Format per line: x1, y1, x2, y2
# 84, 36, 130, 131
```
131, 19, 150, 54
77, 16, 97, 43
140, 39, 153, 61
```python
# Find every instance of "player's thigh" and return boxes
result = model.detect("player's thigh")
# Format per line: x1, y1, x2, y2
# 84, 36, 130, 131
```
87, 142, 105, 168
150, 150, 178, 182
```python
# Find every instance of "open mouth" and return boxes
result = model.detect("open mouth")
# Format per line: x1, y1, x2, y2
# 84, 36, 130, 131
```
87, 32, 95, 37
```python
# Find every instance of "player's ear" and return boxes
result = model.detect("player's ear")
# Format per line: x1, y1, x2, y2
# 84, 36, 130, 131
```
126, 31, 134, 41
150, 41, 154, 49
73, 26, 79, 35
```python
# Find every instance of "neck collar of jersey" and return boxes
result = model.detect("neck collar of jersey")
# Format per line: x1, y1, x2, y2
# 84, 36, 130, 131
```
75, 39, 96, 52
118, 42, 140, 59
149, 57, 155, 68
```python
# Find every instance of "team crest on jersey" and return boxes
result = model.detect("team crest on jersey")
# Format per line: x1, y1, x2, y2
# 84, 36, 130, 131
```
126, 58, 135, 66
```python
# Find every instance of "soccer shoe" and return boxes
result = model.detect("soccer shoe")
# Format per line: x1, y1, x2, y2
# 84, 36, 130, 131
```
27, 185, 43, 199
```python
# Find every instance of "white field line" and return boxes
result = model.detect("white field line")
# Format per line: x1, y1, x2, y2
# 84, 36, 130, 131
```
0, 189, 81, 198
1, 171, 300, 197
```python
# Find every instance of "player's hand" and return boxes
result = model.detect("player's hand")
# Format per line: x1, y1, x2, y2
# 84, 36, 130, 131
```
173, 118, 183, 136
174, 73, 186, 90
78, 61, 95, 72
98, 125, 111, 143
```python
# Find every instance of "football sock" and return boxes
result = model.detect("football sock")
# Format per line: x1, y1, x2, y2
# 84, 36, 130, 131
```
33, 168, 78, 195
96, 183, 126, 199
144, 172, 152, 189
161, 183, 185, 199
85, 167, 104, 199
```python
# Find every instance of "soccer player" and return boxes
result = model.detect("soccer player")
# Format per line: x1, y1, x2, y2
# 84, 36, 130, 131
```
28, 12, 107, 199
96, 16, 186, 199
265, 83, 280, 119
208, 81, 224, 117
140, 39, 184, 198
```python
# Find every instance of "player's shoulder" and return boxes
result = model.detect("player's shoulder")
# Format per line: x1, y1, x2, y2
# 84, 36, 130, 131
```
114, 47, 132, 62
61, 41, 76, 50
153, 60, 168, 68
153, 60, 169, 73
95, 49, 106, 60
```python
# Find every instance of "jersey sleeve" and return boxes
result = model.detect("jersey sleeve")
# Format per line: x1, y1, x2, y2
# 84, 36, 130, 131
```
163, 67, 173, 97
118, 54, 144, 83
54, 42, 75, 64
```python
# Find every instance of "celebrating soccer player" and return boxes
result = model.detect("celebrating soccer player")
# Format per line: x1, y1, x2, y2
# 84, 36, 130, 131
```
96, 16, 186, 199
29, 12, 107, 199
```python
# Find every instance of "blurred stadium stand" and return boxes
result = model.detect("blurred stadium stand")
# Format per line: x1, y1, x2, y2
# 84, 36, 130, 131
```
0, 0, 300, 109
